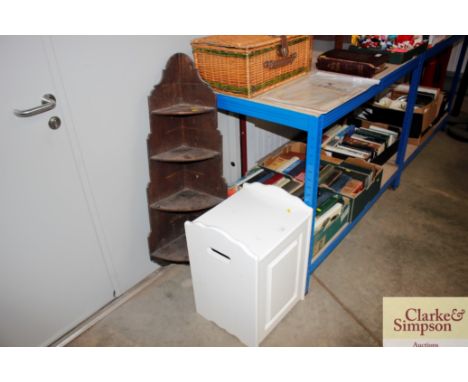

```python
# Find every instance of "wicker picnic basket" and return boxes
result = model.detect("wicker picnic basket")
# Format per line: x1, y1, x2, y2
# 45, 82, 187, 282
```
191, 35, 312, 98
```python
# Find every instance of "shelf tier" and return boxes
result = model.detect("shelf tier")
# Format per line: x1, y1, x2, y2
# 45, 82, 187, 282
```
151, 103, 215, 116
311, 160, 399, 268
150, 146, 219, 163
150, 234, 188, 263
150, 188, 223, 212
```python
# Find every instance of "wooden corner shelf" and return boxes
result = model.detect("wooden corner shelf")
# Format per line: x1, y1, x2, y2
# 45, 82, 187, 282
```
150, 234, 188, 263
150, 188, 223, 212
150, 146, 219, 163
151, 103, 215, 116
146, 53, 227, 264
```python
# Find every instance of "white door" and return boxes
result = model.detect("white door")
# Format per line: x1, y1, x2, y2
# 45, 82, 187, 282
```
0, 36, 115, 346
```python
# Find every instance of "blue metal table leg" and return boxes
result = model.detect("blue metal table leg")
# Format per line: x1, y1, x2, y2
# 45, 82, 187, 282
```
392, 59, 424, 190
304, 117, 323, 293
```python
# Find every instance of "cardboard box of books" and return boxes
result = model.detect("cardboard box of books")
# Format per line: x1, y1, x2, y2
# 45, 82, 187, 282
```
322, 122, 400, 165
320, 153, 383, 221
313, 187, 351, 258
362, 85, 443, 140
357, 120, 401, 164
259, 141, 307, 182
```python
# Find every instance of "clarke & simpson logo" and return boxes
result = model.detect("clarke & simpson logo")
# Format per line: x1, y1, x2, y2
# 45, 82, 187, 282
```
383, 297, 468, 347
393, 307, 465, 336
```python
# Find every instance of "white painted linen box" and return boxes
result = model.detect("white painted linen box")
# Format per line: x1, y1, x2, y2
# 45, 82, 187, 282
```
184, 183, 313, 346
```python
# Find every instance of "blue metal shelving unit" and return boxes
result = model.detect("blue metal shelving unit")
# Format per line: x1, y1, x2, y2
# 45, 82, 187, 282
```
216, 36, 467, 292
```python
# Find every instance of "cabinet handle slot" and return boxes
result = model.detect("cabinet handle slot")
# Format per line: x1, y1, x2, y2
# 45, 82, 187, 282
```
210, 248, 231, 261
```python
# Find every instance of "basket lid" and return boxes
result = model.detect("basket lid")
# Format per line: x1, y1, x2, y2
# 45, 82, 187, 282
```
191, 35, 304, 49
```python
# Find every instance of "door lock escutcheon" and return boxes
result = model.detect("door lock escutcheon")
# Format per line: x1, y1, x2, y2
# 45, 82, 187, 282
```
48, 116, 61, 130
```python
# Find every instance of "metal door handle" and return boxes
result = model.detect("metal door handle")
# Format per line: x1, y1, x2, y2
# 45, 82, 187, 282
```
14, 94, 56, 117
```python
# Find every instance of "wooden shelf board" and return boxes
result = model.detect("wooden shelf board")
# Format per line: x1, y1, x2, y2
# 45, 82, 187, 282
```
151, 103, 215, 116
405, 144, 418, 161
150, 234, 189, 263
151, 146, 219, 163
382, 162, 398, 185
150, 188, 223, 212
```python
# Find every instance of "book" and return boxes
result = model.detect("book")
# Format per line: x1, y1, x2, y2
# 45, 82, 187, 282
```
317, 49, 388, 78
325, 144, 371, 160
274, 177, 291, 188
340, 140, 377, 159
286, 161, 306, 177
347, 135, 385, 155
315, 203, 344, 233
339, 162, 374, 188
227, 166, 264, 196
316, 193, 340, 215
319, 165, 342, 187
282, 158, 304, 175
317, 187, 336, 207
264, 173, 283, 185
322, 124, 356, 146
352, 133, 388, 146
276, 156, 301, 173
248, 169, 276, 184
295, 171, 306, 182
281, 179, 303, 194
329, 173, 353, 193
292, 185, 304, 199
367, 125, 399, 146
355, 127, 391, 141
354, 128, 390, 146
341, 178, 364, 196
265, 155, 291, 171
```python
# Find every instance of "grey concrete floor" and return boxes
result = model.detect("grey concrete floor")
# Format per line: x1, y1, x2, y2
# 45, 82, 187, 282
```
69, 128, 468, 347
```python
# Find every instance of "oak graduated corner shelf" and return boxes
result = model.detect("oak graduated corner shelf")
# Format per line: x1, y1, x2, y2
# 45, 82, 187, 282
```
146, 53, 227, 264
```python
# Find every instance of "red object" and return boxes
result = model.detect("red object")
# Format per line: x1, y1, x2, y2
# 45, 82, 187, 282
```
395, 35, 414, 44
264, 173, 283, 185
240, 115, 248, 176
295, 171, 305, 182
421, 47, 452, 88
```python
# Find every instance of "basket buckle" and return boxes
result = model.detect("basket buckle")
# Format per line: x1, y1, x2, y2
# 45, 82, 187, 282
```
263, 35, 297, 69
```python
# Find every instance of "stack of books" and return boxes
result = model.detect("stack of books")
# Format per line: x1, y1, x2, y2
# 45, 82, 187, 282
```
319, 164, 364, 197
263, 152, 306, 183
314, 188, 345, 234
323, 123, 399, 161
228, 166, 304, 197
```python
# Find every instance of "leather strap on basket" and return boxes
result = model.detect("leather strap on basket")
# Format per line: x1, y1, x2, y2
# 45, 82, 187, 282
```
263, 35, 297, 69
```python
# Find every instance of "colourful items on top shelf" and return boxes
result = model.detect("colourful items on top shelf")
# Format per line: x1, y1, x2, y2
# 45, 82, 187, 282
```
351, 35, 426, 52
350, 35, 428, 64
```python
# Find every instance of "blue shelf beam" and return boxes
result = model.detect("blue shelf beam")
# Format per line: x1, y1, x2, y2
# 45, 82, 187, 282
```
392, 58, 424, 189
216, 93, 319, 132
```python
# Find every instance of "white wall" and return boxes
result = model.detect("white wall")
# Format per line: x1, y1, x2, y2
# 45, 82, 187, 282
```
49, 36, 240, 294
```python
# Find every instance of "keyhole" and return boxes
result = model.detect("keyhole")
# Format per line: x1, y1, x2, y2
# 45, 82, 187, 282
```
48, 116, 61, 130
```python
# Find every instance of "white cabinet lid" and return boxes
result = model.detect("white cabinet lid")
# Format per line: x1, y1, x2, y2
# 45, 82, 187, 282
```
194, 183, 313, 259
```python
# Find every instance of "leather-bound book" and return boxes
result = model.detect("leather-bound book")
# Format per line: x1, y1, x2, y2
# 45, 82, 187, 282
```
316, 49, 389, 78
